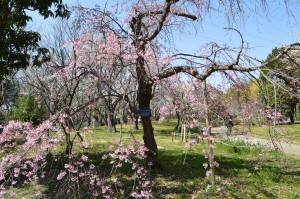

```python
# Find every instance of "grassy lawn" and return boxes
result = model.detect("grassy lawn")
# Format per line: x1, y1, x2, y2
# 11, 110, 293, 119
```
234, 123, 300, 143
296, 113, 300, 121
5, 120, 300, 198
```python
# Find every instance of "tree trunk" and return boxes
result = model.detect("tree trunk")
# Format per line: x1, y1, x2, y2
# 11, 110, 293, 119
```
175, 110, 181, 131
141, 116, 161, 169
62, 124, 73, 155
96, 111, 106, 126
103, 97, 117, 132
133, 112, 139, 130
136, 54, 161, 169
107, 113, 117, 133
87, 109, 92, 126
153, 108, 160, 121
202, 80, 216, 185
99, 117, 106, 126
289, 111, 295, 124
122, 114, 128, 124
65, 136, 73, 155
172, 101, 181, 130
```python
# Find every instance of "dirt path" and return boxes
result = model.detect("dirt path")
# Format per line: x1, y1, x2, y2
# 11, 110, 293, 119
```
212, 126, 300, 156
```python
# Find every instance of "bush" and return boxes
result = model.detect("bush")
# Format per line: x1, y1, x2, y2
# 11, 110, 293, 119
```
8, 95, 48, 125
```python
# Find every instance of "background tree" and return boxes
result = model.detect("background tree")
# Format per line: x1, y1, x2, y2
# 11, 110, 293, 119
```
264, 47, 300, 95
23, 17, 94, 154
260, 83, 298, 123
260, 47, 300, 123
0, 73, 20, 124
222, 79, 262, 125
8, 95, 48, 125
0, 0, 69, 80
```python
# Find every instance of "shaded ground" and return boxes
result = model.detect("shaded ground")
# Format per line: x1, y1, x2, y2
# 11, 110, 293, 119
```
212, 126, 300, 156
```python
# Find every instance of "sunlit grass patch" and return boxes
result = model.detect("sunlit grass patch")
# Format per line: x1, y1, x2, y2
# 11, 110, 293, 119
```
4, 120, 300, 198
234, 124, 300, 143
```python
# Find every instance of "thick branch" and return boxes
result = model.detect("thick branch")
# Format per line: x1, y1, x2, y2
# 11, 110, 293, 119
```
171, 12, 197, 20
154, 42, 300, 81
154, 64, 258, 81
146, 0, 198, 42
146, 1, 173, 42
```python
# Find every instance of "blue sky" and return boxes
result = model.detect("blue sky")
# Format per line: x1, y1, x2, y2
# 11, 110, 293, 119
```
28, 0, 300, 62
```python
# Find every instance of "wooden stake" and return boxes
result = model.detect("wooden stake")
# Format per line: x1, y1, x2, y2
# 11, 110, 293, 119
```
183, 125, 186, 142
181, 124, 183, 142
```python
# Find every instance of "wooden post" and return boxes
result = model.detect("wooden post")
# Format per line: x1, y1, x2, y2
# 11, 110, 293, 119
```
183, 125, 186, 142
181, 125, 183, 142
171, 132, 176, 142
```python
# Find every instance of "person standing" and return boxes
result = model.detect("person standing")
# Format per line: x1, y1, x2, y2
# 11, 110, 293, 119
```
226, 115, 234, 136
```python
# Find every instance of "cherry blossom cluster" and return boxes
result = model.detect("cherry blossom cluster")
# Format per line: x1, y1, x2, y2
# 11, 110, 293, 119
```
0, 120, 60, 196
107, 139, 153, 198
54, 139, 153, 198
159, 78, 225, 128
264, 106, 284, 121
184, 129, 234, 191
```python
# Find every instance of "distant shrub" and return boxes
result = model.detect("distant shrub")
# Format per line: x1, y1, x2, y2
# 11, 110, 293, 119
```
8, 95, 48, 125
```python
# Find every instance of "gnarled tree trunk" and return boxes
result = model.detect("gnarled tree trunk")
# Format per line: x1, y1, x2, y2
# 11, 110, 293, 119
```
136, 54, 161, 169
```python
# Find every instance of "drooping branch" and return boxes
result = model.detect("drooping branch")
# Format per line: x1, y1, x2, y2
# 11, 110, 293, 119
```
224, 28, 245, 62
259, 68, 300, 99
92, 8, 130, 36
264, 68, 300, 86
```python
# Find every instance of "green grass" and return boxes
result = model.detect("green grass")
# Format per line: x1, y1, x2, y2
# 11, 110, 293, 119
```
296, 113, 300, 121
5, 120, 300, 198
234, 123, 300, 143
5, 183, 46, 199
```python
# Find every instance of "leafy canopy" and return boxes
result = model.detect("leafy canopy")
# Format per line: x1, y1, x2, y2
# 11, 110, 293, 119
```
0, 0, 69, 80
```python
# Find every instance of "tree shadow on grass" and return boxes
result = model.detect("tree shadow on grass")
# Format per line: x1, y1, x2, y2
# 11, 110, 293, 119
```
9, 146, 298, 199
151, 149, 296, 198
38, 150, 152, 198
